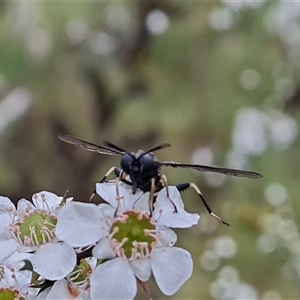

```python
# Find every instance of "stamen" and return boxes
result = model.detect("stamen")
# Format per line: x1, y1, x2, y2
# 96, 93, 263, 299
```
109, 227, 119, 239
113, 214, 129, 223
9, 225, 21, 243
29, 226, 39, 245
116, 237, 128, 249
108, 210, 157, 261
144, 229, 158, 240
41, 227, 53, 243
150, 241, 157, 250
69, 269, 82, 281
18, 291, 30, 299
139, 242, 150, 258
118, 248, 126, 259
137, 213, 143, 221
114, 248, 121, 257
75, 279, 87, 290
41, 193, 50, 211
129, 245, 138, 260
23, 236, 31, 246
66, 261, 91, 289
43, 219, 56, 229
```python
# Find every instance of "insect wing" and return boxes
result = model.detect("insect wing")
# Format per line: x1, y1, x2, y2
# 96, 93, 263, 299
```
160, 161, 263, 179
102, 141, 128, 154
58, 134, 123, 156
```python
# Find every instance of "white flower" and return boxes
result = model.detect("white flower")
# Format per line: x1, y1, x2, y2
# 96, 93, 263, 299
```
35, 280, 90, 300
0, 263, 38, 300
95, 181, 200, 228
56, 182, 199, 299
0, 192, 76, 281
35, 258, 93, 300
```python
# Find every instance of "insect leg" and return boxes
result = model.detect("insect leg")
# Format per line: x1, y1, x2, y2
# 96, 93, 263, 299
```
113, 176, 122, 216
89, 166, 120, 202
99, 166, 120, 183
160, 175, 178, 213
114, 168, 133, 186
176, 182, 230, 227
148, 178, 156, 215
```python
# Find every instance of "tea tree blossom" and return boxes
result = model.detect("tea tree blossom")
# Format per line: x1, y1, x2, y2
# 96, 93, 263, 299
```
0, 180, 201, 299
0, 192, 76, 280
56, 182, 199, 299
35, 259, 93, 300
0, 263, 37, 300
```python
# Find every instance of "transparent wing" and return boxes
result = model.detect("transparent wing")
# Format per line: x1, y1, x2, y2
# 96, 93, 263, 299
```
102, 141, 128, 153
160, 161, 263, 179
58, 134, 123, 156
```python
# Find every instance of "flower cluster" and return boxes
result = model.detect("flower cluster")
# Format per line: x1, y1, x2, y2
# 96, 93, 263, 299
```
0, 181, 200, 299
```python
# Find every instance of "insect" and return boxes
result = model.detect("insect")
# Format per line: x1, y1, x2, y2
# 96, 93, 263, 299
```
58, 134, 263, 226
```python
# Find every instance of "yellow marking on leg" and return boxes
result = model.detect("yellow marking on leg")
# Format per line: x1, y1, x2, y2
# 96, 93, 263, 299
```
114, 170, 127, 215
160, 174, 178, 213
189, 182, 230, 226
89, 166, 118, 202
149, 178, 156, 213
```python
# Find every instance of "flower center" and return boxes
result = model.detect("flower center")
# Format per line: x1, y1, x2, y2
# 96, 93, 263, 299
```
0, 266, 29, 300
68, 259, 91, 290
109, 211, 157, 260
10, 210, 57, 246
0, 289, 25, 300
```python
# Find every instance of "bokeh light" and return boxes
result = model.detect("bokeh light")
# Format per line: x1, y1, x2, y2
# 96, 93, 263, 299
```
1, 1, 300, 299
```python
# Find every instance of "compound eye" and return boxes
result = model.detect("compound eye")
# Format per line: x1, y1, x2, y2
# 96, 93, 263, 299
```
139, 154, 155, 175
121, 153, 134, 174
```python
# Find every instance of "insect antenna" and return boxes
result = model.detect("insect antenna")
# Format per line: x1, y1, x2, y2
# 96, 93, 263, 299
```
139, 143, 171, 158
103, 140, 138, 161
102, 141, 127, 154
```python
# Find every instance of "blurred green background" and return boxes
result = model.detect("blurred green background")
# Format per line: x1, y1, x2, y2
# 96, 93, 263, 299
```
1, 1, 299, 299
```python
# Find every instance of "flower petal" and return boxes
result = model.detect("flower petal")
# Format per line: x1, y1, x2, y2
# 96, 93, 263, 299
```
153, 187, 200, 228
130, 258, 151, 281
30, 242, 76, 280
46, 279, 85, 299
157, 187, 184, 207
0, 196, 15, 213
32, 191, 61, 210
157, 226, 177, 247
0, 213, 13, 239
90, 257, 137, 300
132, 192, 151, 212
98, 203, 115, 221
0, 239, 19, 262
95, 182, 119, 207
156, 207, 200, 228
96, 182, 144, 212
151, 247, 193, 295
4, 251, 33, 270
92, 237, 116, 259
35, 287, 51, 299
56, 201, 108, 247
17, 198, 35, 215
0, 265, 31, 290
119, 185, 144, 212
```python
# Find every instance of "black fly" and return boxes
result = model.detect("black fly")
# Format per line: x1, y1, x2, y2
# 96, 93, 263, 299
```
58, 134, 263, 226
